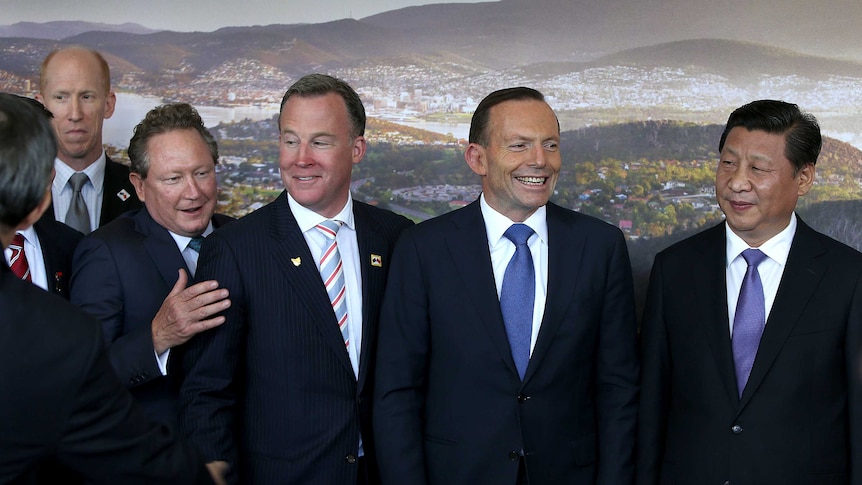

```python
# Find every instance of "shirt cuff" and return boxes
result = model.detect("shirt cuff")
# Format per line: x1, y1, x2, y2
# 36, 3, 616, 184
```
155, 348, 170, 376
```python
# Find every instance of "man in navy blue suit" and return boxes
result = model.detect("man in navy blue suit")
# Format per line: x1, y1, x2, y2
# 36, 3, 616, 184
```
0, 92, 218, 485
180, 74, 413, 485
374, 87, 640, 485
71, 103, 232, 431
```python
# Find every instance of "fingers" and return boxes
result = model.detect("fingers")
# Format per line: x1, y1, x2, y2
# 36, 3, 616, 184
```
168, 268, 189, 296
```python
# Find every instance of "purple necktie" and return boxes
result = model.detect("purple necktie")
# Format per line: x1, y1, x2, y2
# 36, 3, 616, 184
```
732, 248, 767, 397
500, 224, 535, 380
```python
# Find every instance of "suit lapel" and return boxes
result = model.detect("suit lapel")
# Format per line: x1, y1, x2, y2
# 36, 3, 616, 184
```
354, 203, 390, 391
136, 209, 189, 288
33, 222, 61, 296
738, 220, 825, 409
695, 223, 742, 406
268, 193, 354, 375
100, 157, 138, 225
447, 202, 522, 380
524, 204, 582, 383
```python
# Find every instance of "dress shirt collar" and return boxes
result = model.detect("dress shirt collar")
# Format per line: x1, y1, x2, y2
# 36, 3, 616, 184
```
168, 221, 215, 253
479, 193, 548, 248
725, 212, 797, 268
53, 151, 107, 196
287, 191, 356, 233
15, 225, 38, 245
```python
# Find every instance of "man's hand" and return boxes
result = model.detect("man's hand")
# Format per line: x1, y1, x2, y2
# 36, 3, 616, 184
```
206, 461, 229, 485
152, 269, 230, 354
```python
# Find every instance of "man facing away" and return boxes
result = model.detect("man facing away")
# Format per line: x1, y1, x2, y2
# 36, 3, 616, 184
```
36, 45, 141, 234
637, 100, 862, 484
373, 87, 640, 485
180, 74, 413, 485
0, 92, 219, 485
70, 102, 232, 430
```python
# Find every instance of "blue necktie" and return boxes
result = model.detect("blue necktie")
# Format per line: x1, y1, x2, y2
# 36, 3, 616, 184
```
187, 236, 205, 253
500, 224, 535, 380
732, 248, 768, 397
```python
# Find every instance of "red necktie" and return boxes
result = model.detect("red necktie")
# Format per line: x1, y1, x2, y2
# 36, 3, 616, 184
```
9, 233, 31, 281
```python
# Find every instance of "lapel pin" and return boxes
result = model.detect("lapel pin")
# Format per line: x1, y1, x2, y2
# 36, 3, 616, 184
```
117, 189, 131, 201
291, 257, 301, 267
371, 254, 382, 267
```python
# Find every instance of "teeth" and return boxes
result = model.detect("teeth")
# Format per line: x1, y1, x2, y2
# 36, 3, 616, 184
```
297, 176, 314, 181
516, 176, 545, 185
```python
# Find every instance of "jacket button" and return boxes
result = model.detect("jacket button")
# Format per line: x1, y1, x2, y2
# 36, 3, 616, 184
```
508, 451, 519, 461
345, 454, 357, 464
517, 393, 529, 402
731, 425, 743, 434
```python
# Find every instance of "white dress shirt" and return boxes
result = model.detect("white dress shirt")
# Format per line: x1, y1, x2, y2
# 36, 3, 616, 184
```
480, 194, 549, 355
52, 153, 106, 232
725, 213, 796, 336
3, 226, 47, 291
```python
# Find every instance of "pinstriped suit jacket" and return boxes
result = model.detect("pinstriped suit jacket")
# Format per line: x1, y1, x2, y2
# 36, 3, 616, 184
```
179, 191, 412, 485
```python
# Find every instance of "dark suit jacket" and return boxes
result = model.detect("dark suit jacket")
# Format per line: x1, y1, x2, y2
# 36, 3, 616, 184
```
0, 262, 213, 485
637, 218, 862, 485
69, 208, 233, 428
32, 218, 83, 298
179, 191, 413, 485
43, 156, 142, 229
373, 201, 640, 485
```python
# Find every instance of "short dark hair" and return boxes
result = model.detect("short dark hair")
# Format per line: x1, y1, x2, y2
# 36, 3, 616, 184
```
469, 87, 557, 146
0, 93, 56, 230
278, 73, 366, 137
719, 99, 822, 172
128, 103, 218, 178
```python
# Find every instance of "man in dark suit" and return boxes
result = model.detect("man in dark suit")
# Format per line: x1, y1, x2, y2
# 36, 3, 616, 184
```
0, 92, 218, 485
373, 87, 640, 485
71, 103, 232, 429
36, 45, 141, 234
179, 74, 413, 485
637, 100, 862, 484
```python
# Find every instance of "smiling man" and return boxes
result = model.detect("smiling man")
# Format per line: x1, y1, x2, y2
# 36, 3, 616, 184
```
373, 87, 640, 485
179, 74, 413, 485
637, 100, 862, 484
70, 103, 232, 431
36, 46, 141, 233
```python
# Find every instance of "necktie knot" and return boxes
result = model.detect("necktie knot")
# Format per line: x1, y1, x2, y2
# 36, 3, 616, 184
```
504, 223, 534, 247
9, 232, 31, 281
741, 248, 767, 268
187, 236, 205, 253
316, 219, 342, 240
69, 172, 89, 192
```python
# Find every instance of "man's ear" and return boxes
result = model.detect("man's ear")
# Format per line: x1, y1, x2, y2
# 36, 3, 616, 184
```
464, 143, 488, 176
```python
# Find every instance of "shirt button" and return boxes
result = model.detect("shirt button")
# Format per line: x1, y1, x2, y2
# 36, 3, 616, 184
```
731, 425, 743, 434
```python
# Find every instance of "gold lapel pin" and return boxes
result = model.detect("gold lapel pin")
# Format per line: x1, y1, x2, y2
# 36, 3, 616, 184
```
291, 257, 301, 267
371, 254, 382, 267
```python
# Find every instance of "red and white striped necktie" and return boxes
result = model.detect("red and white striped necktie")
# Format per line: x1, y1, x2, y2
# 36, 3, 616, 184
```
9, 233, 31, 282
316, 220, 349, 348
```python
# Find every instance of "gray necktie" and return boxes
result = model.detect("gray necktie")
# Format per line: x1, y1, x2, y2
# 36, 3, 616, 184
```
66, 172, 91, 234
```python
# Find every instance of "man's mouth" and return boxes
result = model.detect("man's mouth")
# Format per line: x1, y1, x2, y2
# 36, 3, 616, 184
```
515, 176, 547, 186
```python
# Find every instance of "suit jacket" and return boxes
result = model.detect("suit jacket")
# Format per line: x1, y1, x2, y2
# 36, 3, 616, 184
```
0, 262, 213, 485
32, 218, 83, 298
69, 208, 233, 428
179, 191, 413, 485
637, 218, 862, 485
373, 201, 640, 485
43, 156, 142, 229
